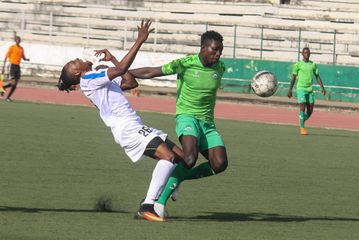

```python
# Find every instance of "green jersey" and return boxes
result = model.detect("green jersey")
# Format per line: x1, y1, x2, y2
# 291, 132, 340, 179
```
162, 54, 225, 123
292, 60, 319, 92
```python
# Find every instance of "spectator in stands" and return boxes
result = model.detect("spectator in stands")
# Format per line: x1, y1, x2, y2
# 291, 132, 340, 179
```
280, 0, 290, 4
288, 47, 326, 135
1, 36, 30, 102
130, 30, 228, 219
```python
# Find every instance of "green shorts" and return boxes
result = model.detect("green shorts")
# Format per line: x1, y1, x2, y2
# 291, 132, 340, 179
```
297, 89, 315, 104
175, 114, 225, 152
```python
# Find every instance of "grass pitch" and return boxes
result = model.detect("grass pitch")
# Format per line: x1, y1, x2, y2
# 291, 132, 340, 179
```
0, 101, 358, 240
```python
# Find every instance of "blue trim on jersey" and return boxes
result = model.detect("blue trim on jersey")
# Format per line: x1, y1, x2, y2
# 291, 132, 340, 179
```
82, 71, 106, 79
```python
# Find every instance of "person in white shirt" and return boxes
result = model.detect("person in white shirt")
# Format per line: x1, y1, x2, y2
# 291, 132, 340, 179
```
57, 20, 183, 222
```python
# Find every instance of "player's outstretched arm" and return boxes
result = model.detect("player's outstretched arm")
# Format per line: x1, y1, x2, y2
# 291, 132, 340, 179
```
95, 19, 154, 80
129, 66, 163, 79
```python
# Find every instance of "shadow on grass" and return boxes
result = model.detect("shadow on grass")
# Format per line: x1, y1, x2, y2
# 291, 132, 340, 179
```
0, 206, 131, 214
309, 133, 354, 138
172, 212, 359, 222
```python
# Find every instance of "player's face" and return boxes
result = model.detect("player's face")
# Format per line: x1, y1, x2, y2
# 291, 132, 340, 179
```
200, 40, 223, 67
302, 49, 311, 61
64, 58, 92, 83
15, 36, 21, 45
69, 58, 93, 72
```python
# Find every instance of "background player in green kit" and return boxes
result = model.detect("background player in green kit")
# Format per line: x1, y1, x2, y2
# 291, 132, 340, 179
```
288, 47, 326, 135
131, 31, 228, 220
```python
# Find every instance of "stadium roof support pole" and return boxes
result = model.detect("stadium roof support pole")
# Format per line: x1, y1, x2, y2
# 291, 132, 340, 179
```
297, 28, 301, 61
260, 25, 264, 60
86, 15, 90, 48
49, 12, 53, 44
20, 9, 25, 36
333, 30, 337, 65
206, 22, 208, 32
233, 24, 237, 58
154, 19, 158, 52
124, 17, 128, 50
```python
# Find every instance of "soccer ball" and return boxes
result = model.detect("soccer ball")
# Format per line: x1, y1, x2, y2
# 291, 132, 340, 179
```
251, 71, 278, 97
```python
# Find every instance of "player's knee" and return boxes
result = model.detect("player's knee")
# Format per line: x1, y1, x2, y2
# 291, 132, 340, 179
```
183, 155, 196, 169
211, 159, 228, 174
162, 151, 176, 163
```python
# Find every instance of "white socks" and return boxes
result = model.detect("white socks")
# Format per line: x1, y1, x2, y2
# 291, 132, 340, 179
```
154, 202, 166, 218
143, 160, 175, 205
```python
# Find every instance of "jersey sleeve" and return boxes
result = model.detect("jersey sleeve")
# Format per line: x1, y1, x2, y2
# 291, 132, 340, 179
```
292, 62, 299, 76
161, 57, 188, 75
6, 46, 13, 58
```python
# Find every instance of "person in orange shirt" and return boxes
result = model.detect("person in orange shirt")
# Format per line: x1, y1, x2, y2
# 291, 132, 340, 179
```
1, 36, 29, 101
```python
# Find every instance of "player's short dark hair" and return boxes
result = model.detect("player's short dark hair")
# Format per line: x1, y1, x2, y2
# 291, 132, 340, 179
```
302, 47, 310, 52
57, 65, 79, 92
201, 31, 223, 46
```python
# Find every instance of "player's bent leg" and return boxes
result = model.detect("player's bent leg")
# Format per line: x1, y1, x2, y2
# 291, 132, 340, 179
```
182, 146, 228, 181
208, 146, 228, 173
165, 138, 184, 164
6, 79, 18, 100
156, 162, 189, 206
180, 135, 199, 169
137, 137, 176, 221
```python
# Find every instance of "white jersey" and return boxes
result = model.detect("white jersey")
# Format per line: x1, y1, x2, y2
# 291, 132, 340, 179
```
80, 69, 141, 127
80, 69, 167, 162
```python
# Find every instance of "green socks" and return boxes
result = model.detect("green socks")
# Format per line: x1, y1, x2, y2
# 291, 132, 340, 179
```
186, 162, 216, 180
156, 162, 216, 205
299, 111, 306, 128
156, 163, 188, 205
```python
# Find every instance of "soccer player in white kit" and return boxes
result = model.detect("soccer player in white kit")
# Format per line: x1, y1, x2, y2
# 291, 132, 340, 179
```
57, 20, 183, 222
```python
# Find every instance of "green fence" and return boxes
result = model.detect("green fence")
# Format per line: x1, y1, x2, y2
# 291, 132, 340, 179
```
221, 58, 359, 103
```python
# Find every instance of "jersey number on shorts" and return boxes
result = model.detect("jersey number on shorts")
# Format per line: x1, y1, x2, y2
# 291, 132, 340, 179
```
138, 126, 153, 137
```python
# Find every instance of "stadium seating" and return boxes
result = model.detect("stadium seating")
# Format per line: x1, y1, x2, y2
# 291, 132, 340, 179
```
0, 0, 358, 68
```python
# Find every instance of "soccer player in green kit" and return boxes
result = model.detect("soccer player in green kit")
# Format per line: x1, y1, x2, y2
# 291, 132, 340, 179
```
288, 47, 326, 135
130, 31, 228, 221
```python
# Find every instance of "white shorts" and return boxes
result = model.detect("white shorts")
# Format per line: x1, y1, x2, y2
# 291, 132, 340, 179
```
111, 122, 167, 162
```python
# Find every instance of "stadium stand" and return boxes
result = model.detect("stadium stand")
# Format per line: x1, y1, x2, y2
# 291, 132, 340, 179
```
0, 0, 358, 70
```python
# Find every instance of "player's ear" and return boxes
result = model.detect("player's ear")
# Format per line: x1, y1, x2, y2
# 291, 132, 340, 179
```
74, 71, 82, 78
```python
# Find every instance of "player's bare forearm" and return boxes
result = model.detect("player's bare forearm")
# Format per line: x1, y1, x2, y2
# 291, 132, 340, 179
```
287, 75, 296, 98
130, 67, 163, 79
120, 71, 139, 90
316, 75, 326, 95
22, 53, 29, 61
